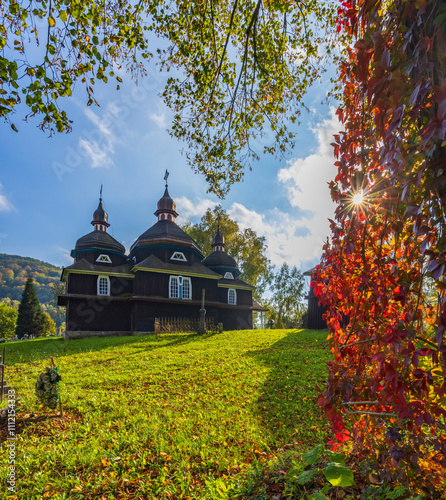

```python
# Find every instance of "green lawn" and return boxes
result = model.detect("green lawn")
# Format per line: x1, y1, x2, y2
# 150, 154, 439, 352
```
0, 329, 331, 499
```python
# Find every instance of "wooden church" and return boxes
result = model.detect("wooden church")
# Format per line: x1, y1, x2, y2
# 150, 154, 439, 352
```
58, 177, 264, 339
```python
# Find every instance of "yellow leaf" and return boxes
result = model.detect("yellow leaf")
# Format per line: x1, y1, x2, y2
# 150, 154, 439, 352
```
48, 16, 56, 27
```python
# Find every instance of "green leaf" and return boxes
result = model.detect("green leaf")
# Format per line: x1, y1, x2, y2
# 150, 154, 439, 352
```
59, 11, 67, 22
302, 444, 324, 465
327, 451, 346, 463
296, 468, 318, 485
320, 484, 330, 494
323, 462, 355, 487
11, 123, 18, 132
309, 492, 327, 500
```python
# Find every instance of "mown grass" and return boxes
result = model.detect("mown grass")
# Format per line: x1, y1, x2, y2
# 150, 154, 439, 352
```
0, 329, 331, 499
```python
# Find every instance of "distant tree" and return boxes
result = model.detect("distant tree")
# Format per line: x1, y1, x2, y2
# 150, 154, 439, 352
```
1, 297, 20, 309
49, 282, 66, 305
15, 277, 44, 339
0, 303, 18, 339
268, 263, 305, 328
41, 312, 57, 337
182, 205, 272, 298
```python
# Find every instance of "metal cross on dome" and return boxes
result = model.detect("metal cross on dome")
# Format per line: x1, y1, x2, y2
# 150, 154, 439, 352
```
164, 169, 169, 187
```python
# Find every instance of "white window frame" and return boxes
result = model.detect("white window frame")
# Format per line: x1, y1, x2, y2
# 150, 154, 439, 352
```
169, 276, 192, 300
170, 251, 187, 262
96, 254, 112, 264
224, 272, 234, 279
182, 277, 192, 300
169, 276, 180, 298
228, 288, 237, 305
97, 276, 110, 296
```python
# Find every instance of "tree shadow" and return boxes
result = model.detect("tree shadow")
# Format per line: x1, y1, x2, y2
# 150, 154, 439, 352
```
3, 331, 221, 366
247, 329, 331, 450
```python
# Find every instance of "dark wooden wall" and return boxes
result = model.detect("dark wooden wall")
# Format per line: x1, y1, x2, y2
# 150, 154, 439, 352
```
68, 274, 133, 296
306, 288, 327, 329
67, 298, 131, 332
134, 272, 220, 302
217, 287, 252, 306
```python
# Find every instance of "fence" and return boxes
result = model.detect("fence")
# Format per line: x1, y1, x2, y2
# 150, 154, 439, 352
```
154, 317, 216, 334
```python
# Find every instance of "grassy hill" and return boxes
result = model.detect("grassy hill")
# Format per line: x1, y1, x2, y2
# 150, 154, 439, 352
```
0, 329, 331, 499
0, 253, 62, 304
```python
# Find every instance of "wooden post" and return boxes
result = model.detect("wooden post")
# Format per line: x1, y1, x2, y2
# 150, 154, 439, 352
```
50, 357, 63, 418
198, 288, 206, 334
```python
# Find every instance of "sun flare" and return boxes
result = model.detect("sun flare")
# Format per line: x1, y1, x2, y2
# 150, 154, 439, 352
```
352, 190, 364, 205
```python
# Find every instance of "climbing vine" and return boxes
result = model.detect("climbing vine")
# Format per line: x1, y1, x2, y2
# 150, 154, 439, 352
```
316, 0, 446, 494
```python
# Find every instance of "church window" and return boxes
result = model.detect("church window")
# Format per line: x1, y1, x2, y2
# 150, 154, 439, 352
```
228, 288, 237, 305
96, 254, 112, 264
224, 272, 234, 279
182, 277, 191, 300
171, 252, 187, 262
97, 276, 110, 296
169, 276, 179, 298
169, 276, 192, 300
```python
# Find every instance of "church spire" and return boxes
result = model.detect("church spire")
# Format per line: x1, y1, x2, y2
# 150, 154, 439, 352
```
154, 170, 179, 222
212, 215, 225, 252
91, 185, 110, 232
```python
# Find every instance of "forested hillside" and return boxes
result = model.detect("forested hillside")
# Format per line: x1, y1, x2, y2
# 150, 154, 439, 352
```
0, 254, 61, 303
0, 254, 65, 328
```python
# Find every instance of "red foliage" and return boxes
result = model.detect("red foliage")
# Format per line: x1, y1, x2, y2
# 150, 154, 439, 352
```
317, 0, 446, 494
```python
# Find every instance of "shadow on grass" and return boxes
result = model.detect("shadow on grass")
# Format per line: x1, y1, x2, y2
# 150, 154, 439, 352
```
3, 331, 221, 366
229, 329, 331, 499
247, 329, 331, 450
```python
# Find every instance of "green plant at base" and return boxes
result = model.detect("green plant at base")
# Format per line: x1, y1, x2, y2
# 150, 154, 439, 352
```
295, 444, 354, 498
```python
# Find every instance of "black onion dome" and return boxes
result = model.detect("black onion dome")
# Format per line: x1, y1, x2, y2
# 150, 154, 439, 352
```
92, 199, 109, 225
131, 219, 202, 254
75, 230, 126, 254
154, 187, 178, 217
212, 226, 225, 248
202, 250, 239, 275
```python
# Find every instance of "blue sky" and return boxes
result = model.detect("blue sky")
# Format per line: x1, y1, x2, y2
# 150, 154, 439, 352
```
0, 63, 340, 272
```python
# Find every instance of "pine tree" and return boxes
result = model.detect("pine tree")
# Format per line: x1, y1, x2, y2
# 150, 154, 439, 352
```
15, 277, 44, 339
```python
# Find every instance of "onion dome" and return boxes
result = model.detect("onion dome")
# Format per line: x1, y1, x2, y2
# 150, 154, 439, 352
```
91, 197, 110, 232
154, 186, 178, 222
212, 223, 225, 252
202, 223, 240, 276
71, 192, 125, 258
130, 174, 202, 258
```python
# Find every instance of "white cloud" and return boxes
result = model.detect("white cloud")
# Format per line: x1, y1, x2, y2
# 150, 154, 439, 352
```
173, 110, 340, 270
78, 138, 111, 168
176, 196, 217, 224
77, 106, 118, 168
0, 184, 14, 212
58, 247, 74, 265
229, 109, 341, 270
149, 112, 167, 129
228, 203, 322, 270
